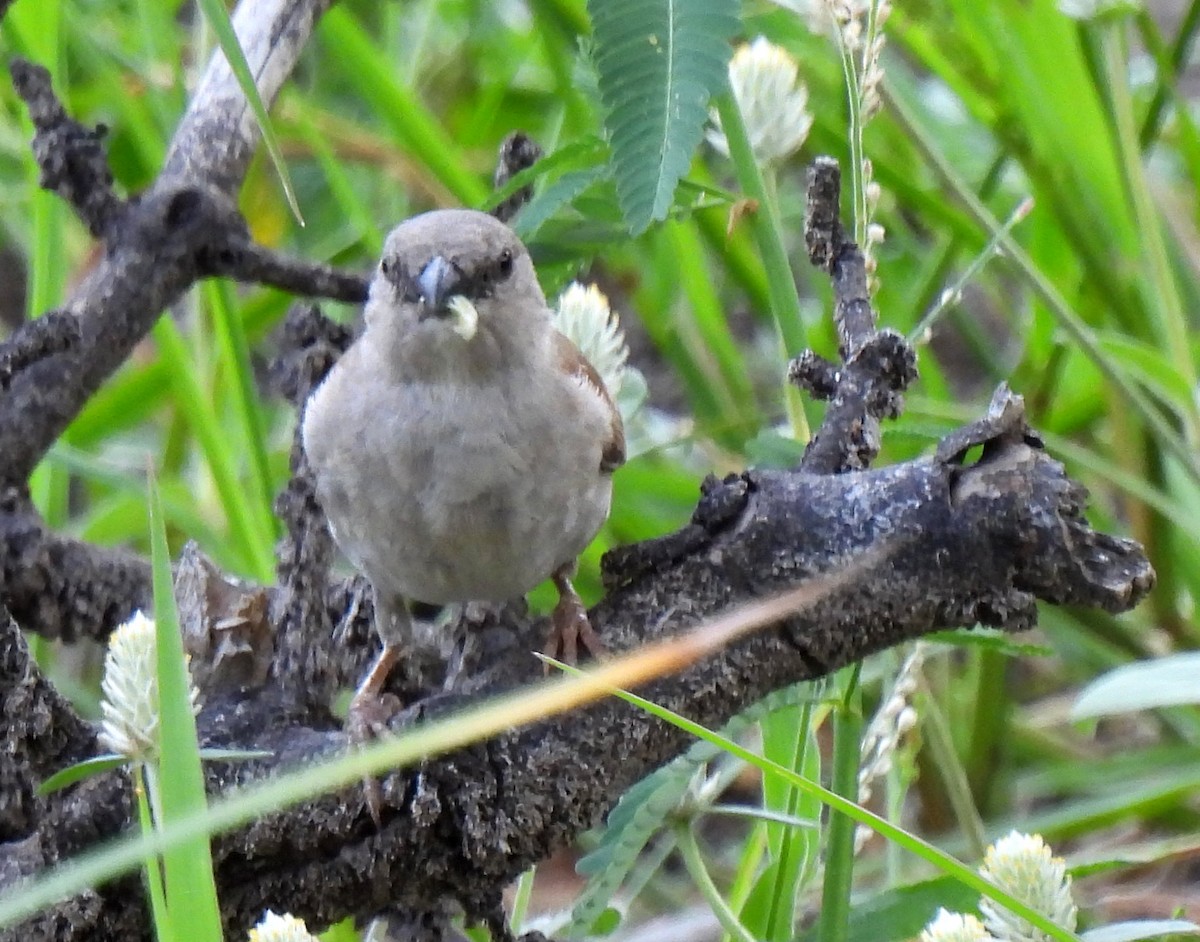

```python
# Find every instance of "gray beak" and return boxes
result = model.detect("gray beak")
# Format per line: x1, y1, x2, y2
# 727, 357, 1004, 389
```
417, 256, 462, 315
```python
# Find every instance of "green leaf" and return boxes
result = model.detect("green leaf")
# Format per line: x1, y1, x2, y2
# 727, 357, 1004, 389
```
567, 749, 697, 935
37, 755, 128, 796
320, 916, 361, 942
567, 684, 819, 938
195, 0, 304, 223
1072, 653, 1200, 719
581, 676, 1085, 942
587, 0, 739, 233
513, 164, 610, 240
746, 700, 819, 941
483, 136, 609, 215
197, 748, 274, 763
587, 907, 623, 936
795, 877, 983, 942
149, 470, 224, 941
1082, 921, 1200, 942
926, 628, 1055, 658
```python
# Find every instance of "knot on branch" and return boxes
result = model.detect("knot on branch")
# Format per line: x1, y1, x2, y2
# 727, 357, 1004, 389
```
937, 386, 1155, 614
695, 473, 752, 529
120, 181, 248, 262
850, 329, 918, 418
10, 59, 124, 239
788, 352, 839, 400
936, 383, 1041, 464
0, 312, 80, 394
600, 474, 751, 590
797, 341, 918, 473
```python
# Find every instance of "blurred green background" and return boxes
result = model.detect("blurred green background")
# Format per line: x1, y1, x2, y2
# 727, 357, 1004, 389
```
2, 0, 1198, 937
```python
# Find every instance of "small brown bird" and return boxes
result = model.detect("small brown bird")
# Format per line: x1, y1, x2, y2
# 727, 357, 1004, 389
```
302, 209, 625, 731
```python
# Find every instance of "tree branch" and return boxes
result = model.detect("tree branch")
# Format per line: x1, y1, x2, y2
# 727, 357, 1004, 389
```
0, 0, 334, 489
0, 386, 1153, 940
792, 157, 918, 473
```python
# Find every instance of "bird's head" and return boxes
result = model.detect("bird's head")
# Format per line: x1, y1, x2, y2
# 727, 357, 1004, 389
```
366, 209, 547, 352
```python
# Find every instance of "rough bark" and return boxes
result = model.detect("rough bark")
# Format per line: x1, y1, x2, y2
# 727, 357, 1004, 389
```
0, 3, 1155, 941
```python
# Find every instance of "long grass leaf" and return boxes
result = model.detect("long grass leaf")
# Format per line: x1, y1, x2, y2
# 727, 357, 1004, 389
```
195, 0, 304, 223
148, 470, 223, 941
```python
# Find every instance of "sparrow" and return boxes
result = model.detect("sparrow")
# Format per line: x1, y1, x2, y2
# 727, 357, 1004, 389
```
302, 209, 626, 749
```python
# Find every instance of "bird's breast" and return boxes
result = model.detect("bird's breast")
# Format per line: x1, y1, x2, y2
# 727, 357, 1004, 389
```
303, 354, 613, 605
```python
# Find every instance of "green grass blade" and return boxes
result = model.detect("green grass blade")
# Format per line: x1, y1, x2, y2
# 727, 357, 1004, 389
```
817, 667, 863, 942
148, 469, 223, 941
1072, 653, 1200, 719
743, 699, 818, 941
590, 679, 1085, 942
152, 316, 275, 581
134, 765, 174, 942
37, 755, 129, 796
318, 7, 488, 207
195, 0, 304, 223
677, 823, 757, 942
202, 280, 279, 544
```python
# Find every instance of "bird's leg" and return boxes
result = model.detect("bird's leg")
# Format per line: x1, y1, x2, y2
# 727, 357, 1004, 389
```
443, 602, 484, 692
544, 561, 606, 670
347, 587, 412, 825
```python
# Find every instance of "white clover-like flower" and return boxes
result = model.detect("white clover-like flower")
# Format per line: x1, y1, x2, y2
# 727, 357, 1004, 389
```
979, 832, 1077, 942
553, 282, 630, 401
707, 37, 813, 166
920, 909, 997, 942
99, 610, 199, 763
249, 910, 320, 942
765, 0, 833, 33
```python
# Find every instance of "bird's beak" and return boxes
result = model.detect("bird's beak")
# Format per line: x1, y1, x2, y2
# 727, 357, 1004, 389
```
416, 255, 462, 316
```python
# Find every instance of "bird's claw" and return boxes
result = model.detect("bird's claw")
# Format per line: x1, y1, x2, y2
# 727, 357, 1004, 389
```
347, 645, 404, 826
543, 583, 605, 672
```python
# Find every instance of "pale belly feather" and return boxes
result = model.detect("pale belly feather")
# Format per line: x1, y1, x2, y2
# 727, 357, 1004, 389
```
304, 355, 612, 605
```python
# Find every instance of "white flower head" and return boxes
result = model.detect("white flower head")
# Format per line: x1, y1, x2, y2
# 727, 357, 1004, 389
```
979, 832, 1077, 942
766, 0, 833, 33
920, 909, 997, 942
99, 610, 200, 763
249, 910, 320, 942
708, 37, 813, 166
553, 282, 630, 401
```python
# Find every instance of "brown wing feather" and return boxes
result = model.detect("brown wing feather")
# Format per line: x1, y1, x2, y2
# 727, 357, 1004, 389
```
553, 331, 626, 473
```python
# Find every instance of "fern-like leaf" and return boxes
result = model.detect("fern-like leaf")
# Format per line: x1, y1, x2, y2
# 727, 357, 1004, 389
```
566, 683, 821, 937
588, 0, 739, 234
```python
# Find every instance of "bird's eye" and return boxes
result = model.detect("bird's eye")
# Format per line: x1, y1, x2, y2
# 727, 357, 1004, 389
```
497, 249, 514, 278
380, 258, 392, 277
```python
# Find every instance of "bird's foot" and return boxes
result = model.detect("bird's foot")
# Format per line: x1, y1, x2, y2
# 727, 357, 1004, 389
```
543, 569, 605, 671
346, 643, 403, 826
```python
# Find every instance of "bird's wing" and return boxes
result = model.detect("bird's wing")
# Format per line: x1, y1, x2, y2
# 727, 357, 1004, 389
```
553, 330, 627, 473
